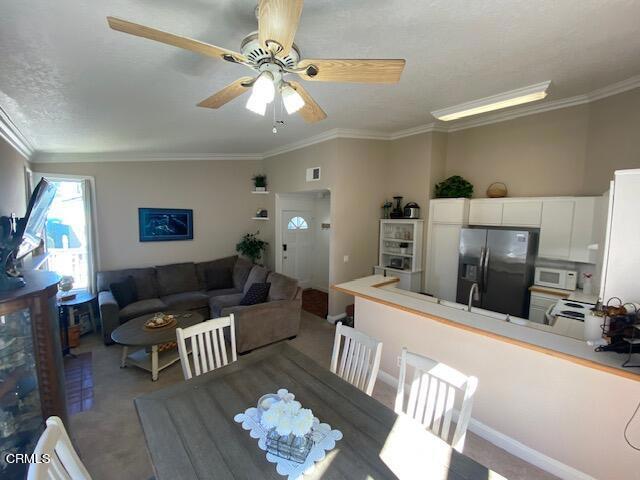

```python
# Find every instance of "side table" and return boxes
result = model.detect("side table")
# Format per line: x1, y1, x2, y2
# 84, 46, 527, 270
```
57, 290, 98, 355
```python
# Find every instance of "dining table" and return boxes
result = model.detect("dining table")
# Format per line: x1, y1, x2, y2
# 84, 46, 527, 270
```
135, 342, 504, 479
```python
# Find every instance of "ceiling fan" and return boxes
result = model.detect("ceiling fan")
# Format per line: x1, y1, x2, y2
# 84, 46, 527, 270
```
107, 0, 405, 124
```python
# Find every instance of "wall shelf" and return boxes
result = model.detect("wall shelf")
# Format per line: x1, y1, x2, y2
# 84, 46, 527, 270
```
251, 191, 270, 194
382, 252, 413, 258
252, 217, 270, 221
382, 237, 414, 243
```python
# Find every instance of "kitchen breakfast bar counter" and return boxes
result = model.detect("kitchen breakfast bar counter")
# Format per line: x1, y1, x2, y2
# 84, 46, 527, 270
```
333, 275, 639, 480
335, 275, 639, 380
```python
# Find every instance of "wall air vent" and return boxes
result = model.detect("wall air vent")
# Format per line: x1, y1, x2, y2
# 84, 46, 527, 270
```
306, 167, 321, 182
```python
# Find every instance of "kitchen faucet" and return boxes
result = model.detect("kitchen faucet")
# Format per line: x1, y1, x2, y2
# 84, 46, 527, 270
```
468, 283, 480, 312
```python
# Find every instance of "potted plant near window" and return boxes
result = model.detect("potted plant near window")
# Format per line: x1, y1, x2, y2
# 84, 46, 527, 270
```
236, 231, 268, 265
253, 174, 267, 192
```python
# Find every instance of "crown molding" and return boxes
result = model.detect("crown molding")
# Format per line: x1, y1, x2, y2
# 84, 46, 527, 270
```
442, 74, 640, 132
0, 107, 34, 160
388, 122, 447, 140
31, 151, 263, 163
262, 128, 392, 158
13, 73, 640, 163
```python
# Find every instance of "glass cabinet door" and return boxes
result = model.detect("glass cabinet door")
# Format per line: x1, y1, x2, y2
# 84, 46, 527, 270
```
0, 306, 43, 480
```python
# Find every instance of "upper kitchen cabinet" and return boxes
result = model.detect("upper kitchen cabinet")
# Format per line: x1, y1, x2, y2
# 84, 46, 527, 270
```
538, 197, 600, 262
538, 200, 575, 259
468, 198, 542, 227
430, 198, 470, 224
468, 200, 503, 225
501, 200, 542, 227
569, 197, 599, 263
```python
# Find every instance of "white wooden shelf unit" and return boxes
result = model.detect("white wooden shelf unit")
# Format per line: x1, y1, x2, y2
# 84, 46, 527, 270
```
375, 219, 424, 292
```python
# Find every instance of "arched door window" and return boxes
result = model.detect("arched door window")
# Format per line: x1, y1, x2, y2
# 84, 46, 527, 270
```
287, 216, 309, 230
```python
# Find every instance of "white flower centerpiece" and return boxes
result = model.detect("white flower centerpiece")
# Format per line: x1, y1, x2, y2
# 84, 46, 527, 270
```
260, 389, 315, 463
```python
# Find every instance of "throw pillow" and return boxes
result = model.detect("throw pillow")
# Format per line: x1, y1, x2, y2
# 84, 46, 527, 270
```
110, 276, 138, 308
206, 266, 234, 290
239, 282, 271, 306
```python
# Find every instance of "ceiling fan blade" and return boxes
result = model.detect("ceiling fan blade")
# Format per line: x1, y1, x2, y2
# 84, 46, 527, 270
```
297, 59, 406, 83
289, 81, 327, 123
258, 0, 304, 56
107, 17, 247, 63
197, 77, 254, 109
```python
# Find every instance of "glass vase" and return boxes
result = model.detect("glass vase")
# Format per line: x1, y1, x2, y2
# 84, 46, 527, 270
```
265, 429, 314, 463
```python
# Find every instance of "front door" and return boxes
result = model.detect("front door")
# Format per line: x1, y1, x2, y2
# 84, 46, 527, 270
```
281, 210, 312, 287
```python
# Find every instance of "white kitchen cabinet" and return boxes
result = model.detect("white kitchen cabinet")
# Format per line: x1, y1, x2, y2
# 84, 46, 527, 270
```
469, 201, 503, 225
373, 266, 422, 292
430, 198, 469, 224
538, 197, 600, 262
424, 199, 468, 300
502, 201, 542, 227
425, 223, 462, 301
528, 290, 564, 324
538, 200, 575, 260
569, 197, 598, 263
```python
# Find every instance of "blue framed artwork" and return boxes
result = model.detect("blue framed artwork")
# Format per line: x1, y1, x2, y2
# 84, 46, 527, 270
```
138, 208, 193, 242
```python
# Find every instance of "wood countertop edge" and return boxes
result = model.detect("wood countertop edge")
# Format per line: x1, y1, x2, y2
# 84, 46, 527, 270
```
528, 286, 571, 297
332, 284, 639, 383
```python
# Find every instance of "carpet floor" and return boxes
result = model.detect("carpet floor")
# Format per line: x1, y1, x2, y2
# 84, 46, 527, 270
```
68, 312, 557, 480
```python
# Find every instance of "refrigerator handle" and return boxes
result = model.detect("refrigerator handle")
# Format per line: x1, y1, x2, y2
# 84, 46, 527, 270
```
479, 247, 486, 292
483, 247, 490, 292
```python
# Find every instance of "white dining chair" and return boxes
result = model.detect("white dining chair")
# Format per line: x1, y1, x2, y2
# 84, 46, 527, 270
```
176, 314, 237, 380
28, 416, 92, 480
330, 321, 382, 396
394, 347, 478, 452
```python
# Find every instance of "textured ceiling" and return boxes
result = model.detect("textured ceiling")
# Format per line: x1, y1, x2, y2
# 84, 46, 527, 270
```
1, 0, 640, 155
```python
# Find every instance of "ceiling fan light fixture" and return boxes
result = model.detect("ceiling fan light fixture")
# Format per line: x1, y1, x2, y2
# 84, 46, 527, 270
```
431, 81, 552, 121
281, 84, 305, 114
252, 71, 276, 104
246, 92, 267, 116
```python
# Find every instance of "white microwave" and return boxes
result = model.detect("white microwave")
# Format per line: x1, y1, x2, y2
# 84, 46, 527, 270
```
534, 267, 578, 291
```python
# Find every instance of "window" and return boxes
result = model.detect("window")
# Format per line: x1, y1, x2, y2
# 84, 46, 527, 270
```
44, 179, 91, 290
287, 216, 309, 230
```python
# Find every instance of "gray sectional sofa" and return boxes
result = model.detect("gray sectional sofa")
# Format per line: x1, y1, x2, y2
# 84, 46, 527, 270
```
97, 255, 302, 353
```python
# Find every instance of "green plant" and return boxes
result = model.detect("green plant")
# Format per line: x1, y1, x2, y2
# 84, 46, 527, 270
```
252, 174, 267, 188
434, 175, 474, 198
236, 231, 268, 264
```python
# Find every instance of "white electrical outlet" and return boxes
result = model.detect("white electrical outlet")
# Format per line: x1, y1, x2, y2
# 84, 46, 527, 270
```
343, 255, 349, 263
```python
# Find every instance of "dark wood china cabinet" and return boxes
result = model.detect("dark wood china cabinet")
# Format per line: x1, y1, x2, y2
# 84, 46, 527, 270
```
0, 270, 66, 479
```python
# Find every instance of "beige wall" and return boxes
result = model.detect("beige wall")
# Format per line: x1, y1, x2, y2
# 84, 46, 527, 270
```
356, 297, 639, 480
584, 87, 640, 193
0, 136, 28, 217
30, 160, 263, 271
263, 138, 389, 316
444, 87, 640, 198
445, 104, 590, 197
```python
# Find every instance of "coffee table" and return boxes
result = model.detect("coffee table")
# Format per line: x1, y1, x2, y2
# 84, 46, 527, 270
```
111, 311, 203, 381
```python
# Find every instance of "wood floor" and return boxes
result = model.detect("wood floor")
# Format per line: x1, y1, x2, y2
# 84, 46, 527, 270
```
67, 311, 557, 480
301, 288, 329, 318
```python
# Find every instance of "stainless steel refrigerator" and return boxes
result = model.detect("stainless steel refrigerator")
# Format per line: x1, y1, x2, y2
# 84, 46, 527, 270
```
456, 228, 538, 318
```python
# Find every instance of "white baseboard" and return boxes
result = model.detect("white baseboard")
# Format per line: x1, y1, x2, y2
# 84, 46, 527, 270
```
326, 313, 346, 324
376, 370, 595, 480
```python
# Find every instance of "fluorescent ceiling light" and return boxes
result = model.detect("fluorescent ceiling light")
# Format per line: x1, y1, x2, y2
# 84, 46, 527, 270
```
431, 81, 551, 121
281, 84, 305, 114
246, 92, 267, 116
